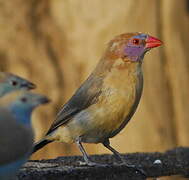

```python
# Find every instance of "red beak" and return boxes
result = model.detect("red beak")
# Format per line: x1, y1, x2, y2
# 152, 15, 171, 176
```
145, 36, 162, 48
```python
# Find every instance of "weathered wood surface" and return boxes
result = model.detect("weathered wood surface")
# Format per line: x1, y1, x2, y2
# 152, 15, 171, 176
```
0, 0, 188, 160
18, 147, 189, 180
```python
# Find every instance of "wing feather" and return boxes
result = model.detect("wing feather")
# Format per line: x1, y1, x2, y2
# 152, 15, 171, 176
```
46, 75, 103, 134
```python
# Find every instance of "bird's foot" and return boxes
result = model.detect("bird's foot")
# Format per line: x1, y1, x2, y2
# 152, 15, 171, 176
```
113, 155, 146, 176
79, 161, 107, 167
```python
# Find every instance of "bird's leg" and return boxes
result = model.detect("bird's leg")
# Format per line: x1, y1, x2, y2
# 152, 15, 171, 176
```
76, 138, 104, 167
103, 139, 146, 176
76, 138, 91, 165
103, 139, 125, 163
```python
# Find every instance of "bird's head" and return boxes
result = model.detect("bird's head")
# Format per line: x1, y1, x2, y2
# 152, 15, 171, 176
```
0, 90, 50, 125
0, 72, 36, 97
106, 32, 162, 62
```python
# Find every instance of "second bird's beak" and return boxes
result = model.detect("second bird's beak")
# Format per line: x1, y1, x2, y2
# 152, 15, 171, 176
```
145, 36, 162, 49
22, 82, 36, 90
38, 96, 51, 104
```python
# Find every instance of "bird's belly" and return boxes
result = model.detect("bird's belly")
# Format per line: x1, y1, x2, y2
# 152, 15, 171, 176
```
82, 91, 137, 143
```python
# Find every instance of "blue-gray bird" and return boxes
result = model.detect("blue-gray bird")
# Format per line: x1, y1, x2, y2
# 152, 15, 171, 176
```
0, 72, 36, 97
0, 108, 33, 180
0, 90, 50, 179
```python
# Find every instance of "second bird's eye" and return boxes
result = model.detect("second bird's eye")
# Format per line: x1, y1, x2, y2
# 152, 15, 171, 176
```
132, 38, 140, 45
11, 80, 18, 86
21, 97, 27, 103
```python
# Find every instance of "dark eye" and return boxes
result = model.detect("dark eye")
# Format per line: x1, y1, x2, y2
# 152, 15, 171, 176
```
132, 38, 140, 45
21, 97, 27, 103
11, 80, 18, 86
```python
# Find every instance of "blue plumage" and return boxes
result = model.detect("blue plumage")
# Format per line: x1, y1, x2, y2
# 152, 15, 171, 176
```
0, 91, 49, 179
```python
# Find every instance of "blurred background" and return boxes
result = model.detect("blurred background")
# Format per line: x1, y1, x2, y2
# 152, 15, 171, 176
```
0, 0, 189, 161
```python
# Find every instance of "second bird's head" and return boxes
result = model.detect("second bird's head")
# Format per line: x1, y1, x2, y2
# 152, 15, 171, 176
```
0, 90, 50, 125
0, 72, 36, 97
105, 32, 162, 62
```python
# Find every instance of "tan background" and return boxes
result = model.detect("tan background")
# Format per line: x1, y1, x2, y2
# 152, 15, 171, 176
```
0, 0, 188, 163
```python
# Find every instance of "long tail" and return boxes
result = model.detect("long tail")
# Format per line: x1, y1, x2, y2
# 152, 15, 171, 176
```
32, 139, 52, 154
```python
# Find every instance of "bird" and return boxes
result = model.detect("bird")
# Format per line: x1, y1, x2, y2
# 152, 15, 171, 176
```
0, 90, 50, 179
0, 108, 33, 180
33, 32, 162, 166
0, 72, 36, 97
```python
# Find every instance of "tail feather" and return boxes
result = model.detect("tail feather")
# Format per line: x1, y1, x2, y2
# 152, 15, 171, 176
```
32, 139, 52, 154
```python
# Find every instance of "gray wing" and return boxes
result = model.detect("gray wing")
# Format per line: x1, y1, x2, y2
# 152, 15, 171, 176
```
0, 109, 34, 165
47, 75, 103, 134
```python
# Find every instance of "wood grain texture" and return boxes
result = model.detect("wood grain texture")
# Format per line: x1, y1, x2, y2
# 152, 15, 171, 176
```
0, 0, 187, 161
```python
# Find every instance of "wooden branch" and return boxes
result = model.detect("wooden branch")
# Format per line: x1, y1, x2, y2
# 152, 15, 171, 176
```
18, 147, 189, 180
